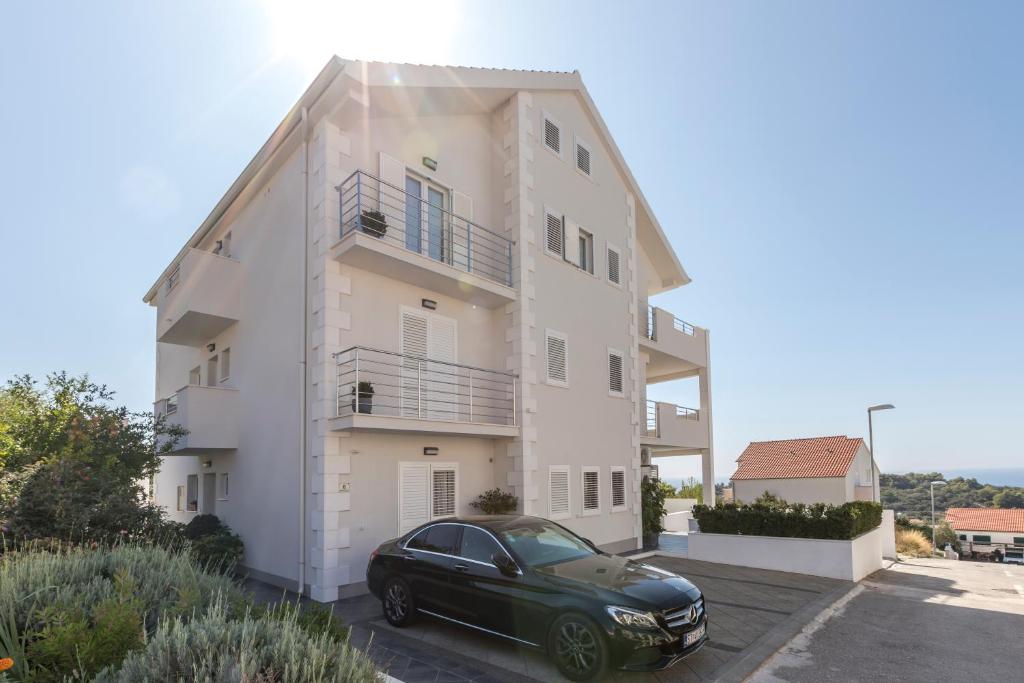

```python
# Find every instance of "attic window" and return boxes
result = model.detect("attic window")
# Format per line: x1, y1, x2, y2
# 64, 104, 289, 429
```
543, 114, 561, 156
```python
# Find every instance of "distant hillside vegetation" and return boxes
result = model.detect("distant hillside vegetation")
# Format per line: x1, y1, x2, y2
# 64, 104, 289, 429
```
881, 472, 1024, 520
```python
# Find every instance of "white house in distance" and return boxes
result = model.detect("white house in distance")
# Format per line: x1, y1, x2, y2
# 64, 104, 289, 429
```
144, 58, 715, 601
946, 508, 1024, 547
729, 436, 879, 506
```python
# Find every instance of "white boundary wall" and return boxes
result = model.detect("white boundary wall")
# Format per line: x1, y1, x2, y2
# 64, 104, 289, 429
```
687, 525, 883, 581
881, 509, 897, 559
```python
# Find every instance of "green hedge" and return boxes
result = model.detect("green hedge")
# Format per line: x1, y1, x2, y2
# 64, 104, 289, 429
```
693, 501, 883, 540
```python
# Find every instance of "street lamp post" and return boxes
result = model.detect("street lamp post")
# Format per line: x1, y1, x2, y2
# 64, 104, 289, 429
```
930, 480, 947, 552
867, 404, 894, 502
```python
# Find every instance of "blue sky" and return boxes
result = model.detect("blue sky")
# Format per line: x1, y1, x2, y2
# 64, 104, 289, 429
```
1, 1, 1021, 481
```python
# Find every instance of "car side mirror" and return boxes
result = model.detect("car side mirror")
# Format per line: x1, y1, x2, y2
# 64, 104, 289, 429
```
492, 552, 518, 577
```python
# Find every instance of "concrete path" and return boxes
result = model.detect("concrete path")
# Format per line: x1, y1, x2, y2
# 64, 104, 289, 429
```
749, 558, 1024, 682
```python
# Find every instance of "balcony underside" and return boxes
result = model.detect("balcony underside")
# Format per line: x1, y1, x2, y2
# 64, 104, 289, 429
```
328, 413, 519, 438
330, 231, 516, 308
643, 345, 702, 384
158, 311, 237, 347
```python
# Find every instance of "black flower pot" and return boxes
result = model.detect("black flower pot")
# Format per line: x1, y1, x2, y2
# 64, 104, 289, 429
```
360, 210, 387, 238
642, 532, 660, 550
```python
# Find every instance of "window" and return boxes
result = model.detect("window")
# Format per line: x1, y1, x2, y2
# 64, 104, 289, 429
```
958, 534, 967, 541
578, 228, 594, 274
543, 113, 562, 156
206, 356, 218, 387
186, 475, 198, 512
499, 521, 596, 568
218, 473, 229, 500
460, 526, 505, 565
606, 244, 621, 285
582, 467, 600, 515
575, 138, 592, 176
432, 467, 457, 518
545, 330, 568, 386
610, 467, 627, 511
166, 265, 180, 293
176, 485, 185, 512
1014, 537, 1024, 545
544, 209, 564, 257
407, 524, 460, 555
220, 348, 231, 382
549, 466, 571, 520
973, 535, 992, 543
607, 349, 624, 396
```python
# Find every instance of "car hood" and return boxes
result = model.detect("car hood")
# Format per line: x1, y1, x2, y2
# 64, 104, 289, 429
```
536, 554, 700, 610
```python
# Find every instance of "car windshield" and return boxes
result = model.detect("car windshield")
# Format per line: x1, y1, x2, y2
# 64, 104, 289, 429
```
499, 522, 596, 568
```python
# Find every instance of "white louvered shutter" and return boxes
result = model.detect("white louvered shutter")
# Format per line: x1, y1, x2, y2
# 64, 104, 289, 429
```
608, 351, 624, 395
399, 462, 430, 533
607, 246, 621, 284
576, 142, 591, 176
545, 211, 564, 256
611, 469, 626, 510
563, 219, 580, 266
432, 467, 457, 518
544, 117, 561, 154
427, 314, 458, 420
549, 467, 570, 519
400, 310, 429, 417
545, 332, 568, 385
582, 469, 600, 513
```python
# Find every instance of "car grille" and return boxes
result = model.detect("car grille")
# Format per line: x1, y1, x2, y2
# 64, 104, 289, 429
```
662, 597, 704, 632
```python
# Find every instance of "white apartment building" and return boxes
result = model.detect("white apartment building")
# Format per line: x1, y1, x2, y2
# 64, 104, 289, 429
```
145, 58, 714, 601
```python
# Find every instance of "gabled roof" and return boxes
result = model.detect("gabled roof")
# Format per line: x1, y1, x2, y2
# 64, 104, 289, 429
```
730, 436, 866, 481
144, 57, 689, 303
946, 508, 1024, 534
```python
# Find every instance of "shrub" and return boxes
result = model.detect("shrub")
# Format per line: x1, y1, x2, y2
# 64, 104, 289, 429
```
642, 477, 667, 536
692, 500, 883, 540
0, 544, 246, 680
184, 514, 226, 540
896, 528, 932, 557
181, 514, 244, 572
469, 488, 518, 515
94, 598, 378, 683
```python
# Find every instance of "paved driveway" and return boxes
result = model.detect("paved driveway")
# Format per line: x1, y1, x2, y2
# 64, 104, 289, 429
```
750, 558, 1024, 682
343, 556, 850, 682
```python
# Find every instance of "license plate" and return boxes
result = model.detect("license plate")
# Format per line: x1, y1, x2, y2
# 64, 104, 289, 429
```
683, 622, 706, 647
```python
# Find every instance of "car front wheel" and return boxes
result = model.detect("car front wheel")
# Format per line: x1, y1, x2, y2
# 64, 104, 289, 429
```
548, 613, 609, 681
382, 577, 417, 627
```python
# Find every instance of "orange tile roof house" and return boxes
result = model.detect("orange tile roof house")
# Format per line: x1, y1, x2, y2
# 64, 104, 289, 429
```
729, 436, 879, 506
946, 508, 1024, 546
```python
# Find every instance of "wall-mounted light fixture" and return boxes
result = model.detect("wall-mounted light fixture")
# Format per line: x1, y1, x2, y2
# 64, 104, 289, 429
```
423, 447, 439, 456
207, 343, 216, 352
202, 460, 213, 468
422, 156, 438, 171
421, 299, 437, 310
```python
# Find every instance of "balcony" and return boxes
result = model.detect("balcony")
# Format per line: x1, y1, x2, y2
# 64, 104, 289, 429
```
329, 346, 518, 438
155, 384, 239, 453
641, 305, 708, 383
330, 171, 516, 308
156, 248, 240, 346
642, 400, 709, 453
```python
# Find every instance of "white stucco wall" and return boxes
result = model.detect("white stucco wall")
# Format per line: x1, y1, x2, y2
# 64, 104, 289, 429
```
734, 477, 849, 506
688, 526, 884, 581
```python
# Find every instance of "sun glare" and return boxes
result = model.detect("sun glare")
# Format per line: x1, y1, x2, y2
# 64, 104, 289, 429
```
262, 0, 463, 77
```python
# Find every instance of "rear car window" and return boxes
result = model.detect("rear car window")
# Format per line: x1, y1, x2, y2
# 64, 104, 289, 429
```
407, 524, 460, 554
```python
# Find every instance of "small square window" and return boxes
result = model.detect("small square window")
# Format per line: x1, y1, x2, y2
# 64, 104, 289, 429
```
606, 244, 622, 285
543, 114, 562, 156
581, 467, 600, 516
545, 210, 564, 257
218, 473, 230, 500
578, 229, 594, 274
610, 467, 627, 512
545, 330, 568, 387
220, 348, 231, 382
176, 485, 185, 512
186, 475, 198, 512
607, 349, 624, 396
575, 138, 592, 176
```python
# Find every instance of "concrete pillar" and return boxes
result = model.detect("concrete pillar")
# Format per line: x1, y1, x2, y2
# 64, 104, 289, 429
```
699, 330, 715, 506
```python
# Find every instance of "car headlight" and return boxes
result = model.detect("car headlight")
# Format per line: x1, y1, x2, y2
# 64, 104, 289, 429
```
605, 605, 660, 629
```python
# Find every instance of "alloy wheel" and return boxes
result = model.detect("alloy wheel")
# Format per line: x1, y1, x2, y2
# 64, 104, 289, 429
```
384, 581, 409, 623
554, 620, 599, 676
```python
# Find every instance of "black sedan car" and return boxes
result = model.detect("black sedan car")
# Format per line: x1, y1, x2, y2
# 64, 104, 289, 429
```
367, 515, 707, 681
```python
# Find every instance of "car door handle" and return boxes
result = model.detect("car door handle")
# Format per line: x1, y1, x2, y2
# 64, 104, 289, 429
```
453, 562, 470, 572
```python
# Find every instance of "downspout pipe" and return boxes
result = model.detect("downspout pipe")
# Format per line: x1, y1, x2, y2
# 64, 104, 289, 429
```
298, 106, 310, 595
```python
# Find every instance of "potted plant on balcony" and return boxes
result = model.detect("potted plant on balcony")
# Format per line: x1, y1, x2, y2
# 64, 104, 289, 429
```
350, 381, 374, 414
360, 209, 387, 238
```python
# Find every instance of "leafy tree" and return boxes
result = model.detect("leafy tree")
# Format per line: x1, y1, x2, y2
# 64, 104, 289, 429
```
880, 471, 1024, 520
0, 372, 184, 542
675, 476, 703, 500
993, 490, 1024, 509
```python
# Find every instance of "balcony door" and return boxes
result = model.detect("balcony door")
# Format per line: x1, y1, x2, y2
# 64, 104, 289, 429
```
400, 307, 458, 421
405, 174, 447, 263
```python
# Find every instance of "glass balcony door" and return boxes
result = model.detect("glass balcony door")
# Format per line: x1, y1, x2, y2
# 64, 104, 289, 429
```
405, 174, 447, 263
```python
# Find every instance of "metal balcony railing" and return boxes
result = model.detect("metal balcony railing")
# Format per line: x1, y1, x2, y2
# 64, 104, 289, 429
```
645, 399, 699, 437
338, 170, 515, 287
645, 305, 697, 340
334, 346, 517, 426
